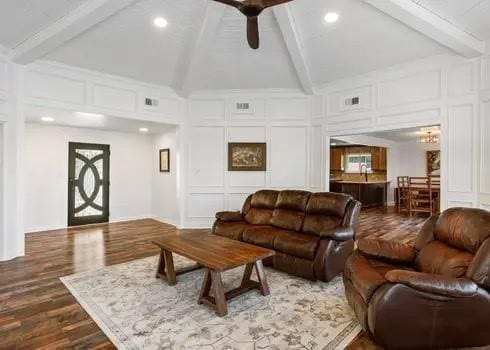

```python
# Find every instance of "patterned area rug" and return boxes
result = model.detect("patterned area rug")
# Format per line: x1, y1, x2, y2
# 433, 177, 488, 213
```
61, 255, 361, 350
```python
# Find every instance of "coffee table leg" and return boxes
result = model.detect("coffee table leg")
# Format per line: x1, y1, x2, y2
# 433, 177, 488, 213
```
211, 271, 228, 317
155, 249, 166, 278
240, 263, 254, 287
198, 269, 212, 304
255, 260, 270, 296
163, 250, 177, 286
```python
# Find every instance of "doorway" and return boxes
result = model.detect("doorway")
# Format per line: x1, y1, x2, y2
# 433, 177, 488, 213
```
68, 142, 110, 226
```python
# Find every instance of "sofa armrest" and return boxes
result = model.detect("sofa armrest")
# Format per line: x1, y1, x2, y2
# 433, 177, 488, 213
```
319, 226, 354, 241
215, 211, 244, 222
385, 270, 478, 298
358, 238, 416, 264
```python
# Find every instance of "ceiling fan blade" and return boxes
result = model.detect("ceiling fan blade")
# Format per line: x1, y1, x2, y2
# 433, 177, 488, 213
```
212, 0, 244, 10
247, 16, 259, 49
262, 0, 293, 9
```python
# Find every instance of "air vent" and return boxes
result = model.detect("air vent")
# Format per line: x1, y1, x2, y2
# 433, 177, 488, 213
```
236, 102, 250, 110
345, 97, 360, 106
145, 98, 159, 107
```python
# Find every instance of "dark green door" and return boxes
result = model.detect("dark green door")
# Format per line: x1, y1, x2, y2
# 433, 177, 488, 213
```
68, 142, 110, 226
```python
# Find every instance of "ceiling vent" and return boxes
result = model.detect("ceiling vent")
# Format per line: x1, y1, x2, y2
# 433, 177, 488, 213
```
344, 97, 360, 106
236, 102, 250, 110
145, 98, 159, 107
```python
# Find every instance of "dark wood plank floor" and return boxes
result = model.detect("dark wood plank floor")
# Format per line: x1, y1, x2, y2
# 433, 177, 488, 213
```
0, 208, 426, 349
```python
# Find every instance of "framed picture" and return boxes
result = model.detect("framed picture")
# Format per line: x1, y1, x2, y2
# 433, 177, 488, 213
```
159, 149, 170, 172
228, 142, 266, 171
427, 150, 440, 176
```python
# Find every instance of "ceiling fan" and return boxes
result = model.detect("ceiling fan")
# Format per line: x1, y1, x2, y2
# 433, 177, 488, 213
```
213, 0, 293, 49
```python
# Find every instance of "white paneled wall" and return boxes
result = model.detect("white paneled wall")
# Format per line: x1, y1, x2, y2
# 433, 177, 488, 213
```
321, 54, 486, 211
24, 61, 183, 125
185, 92, 318, 227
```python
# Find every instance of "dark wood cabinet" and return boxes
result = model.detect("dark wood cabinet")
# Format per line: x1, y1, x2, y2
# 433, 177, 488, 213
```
330, 148, 343, 171
371, 147, 387, 171
330, 181, 389, 208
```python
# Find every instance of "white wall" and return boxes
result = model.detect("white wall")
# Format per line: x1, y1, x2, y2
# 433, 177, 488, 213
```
152, 126, 180, 225
24, 124, 154, 232
319, 53, 488, 211
394, 141, 440, 178
184, 91, 323, 227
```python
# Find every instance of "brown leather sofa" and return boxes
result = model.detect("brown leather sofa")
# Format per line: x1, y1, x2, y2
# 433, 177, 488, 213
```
212, 190, 361, 282
344, 207, 490, 349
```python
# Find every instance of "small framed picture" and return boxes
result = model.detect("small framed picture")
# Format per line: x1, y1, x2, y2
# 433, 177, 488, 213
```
228, 142, 266, 171
159, 149, 170, 172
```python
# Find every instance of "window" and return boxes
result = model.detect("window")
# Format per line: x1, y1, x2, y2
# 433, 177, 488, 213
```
345, 153, 372, 173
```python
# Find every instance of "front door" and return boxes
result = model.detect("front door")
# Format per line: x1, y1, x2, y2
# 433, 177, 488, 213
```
68, 142, 110, 226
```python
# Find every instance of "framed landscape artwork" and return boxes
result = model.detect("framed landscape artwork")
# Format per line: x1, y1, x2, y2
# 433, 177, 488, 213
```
427, 150, 440, 176
159, 149, 170, 172
228, 143, 266, 171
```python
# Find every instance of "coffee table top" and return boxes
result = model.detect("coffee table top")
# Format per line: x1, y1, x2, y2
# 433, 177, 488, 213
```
153, 232, 275, 272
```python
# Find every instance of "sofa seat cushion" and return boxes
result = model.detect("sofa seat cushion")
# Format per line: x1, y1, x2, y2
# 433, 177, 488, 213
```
214, 221, 251, 241
274, 231, 319, 260
242, 226, 289, 249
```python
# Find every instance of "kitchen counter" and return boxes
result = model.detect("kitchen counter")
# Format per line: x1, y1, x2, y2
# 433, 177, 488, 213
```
330, 180, 390, 208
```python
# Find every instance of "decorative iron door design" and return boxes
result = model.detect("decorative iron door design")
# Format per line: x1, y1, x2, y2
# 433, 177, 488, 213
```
68, 142, 110, 226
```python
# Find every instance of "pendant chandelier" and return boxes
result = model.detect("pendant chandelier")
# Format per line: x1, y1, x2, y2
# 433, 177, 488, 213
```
420, 131, 439, 144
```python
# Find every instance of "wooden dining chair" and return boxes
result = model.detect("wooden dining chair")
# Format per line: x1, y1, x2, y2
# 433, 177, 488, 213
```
397, 176, 410, 214
429, 175, 441, 213
409, 177, 433, 216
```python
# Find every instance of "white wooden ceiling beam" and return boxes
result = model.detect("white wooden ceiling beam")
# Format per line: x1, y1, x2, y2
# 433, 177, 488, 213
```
364, 0, 485, 58
273, 5, 314, 94
11, 0, 138, 64
178, 2, 226, 97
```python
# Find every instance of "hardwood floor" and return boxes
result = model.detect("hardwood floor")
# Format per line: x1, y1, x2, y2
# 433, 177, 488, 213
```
0, 208, 427, 349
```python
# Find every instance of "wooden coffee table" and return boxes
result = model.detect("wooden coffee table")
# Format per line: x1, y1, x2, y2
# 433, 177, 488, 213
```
152, 232, 275, 317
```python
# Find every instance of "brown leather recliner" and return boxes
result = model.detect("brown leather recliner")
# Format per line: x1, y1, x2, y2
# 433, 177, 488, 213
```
344, 207, 490, 349
212, 189, 361, 282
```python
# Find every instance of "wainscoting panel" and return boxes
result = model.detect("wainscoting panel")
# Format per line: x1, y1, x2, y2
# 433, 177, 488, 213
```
447, 104, 474, 194
269, 126, 307, 188
27, 71, 86, 105
188, 99, 226, 121
327, 85, 372, 115
377, 70, 441, 108
481, 101, 490, 195
0, 60, 6, 93
227, 193, 251, 212
310, 126, 323, 189
227, 98, 265, 120
189, 127, 225, 187
93, 84, 137, 112
448, 62, 476, 97
186, 193, 225, 218
267, 97, 308, 120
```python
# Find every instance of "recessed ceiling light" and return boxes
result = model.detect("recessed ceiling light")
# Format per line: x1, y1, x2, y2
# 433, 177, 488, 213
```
139, 127, 149, 133
76, 112, 104, 118
153, 17, 168, 28
331, 142, 337, 146
324, 12, 339, 23
41, 116, 55, 122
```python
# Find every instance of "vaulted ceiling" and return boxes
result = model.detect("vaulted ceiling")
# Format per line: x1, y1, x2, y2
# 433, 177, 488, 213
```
1, 0, 489, 95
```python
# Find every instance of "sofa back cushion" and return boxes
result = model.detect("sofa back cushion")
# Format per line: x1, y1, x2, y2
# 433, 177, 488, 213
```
303, 192, 352, 236
244, 190, 279, 225
415, 241, 473, 277
270, 190, 310, 231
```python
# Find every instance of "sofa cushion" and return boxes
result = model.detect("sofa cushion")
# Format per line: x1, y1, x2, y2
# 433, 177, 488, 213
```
213, 221, 250, 241
274, 231, 319, 260
302, 192, 350, 236
415, 241, 473, 278
242, 226, 289, 249
270, 190, 310, 231
250, 190, 279, 209
273, 252, 316, 280
434, 208, 490, 254
245, 208, 274, 225
244, 190, 279, 225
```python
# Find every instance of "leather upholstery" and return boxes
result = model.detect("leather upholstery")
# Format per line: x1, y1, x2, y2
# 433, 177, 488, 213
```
215, 211, 243, 222
273, 231, 319, 260
344, 208, 490, 349
212, 189, 361, 282
358, 238, 417, 264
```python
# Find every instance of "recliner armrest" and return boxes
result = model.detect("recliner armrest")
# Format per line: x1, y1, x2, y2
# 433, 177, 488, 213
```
215, 211, 244, 222
358, 238, 416, 264
319, 226, 354, 241
385, 270, 478, 298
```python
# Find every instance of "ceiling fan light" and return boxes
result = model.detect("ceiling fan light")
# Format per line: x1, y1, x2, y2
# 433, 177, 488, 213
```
324, 12, 339, 23
153, 17, 168, 28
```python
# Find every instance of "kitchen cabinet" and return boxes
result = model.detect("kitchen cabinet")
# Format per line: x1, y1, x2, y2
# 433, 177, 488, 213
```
330, 148, 344, 171
371, 147, 387, 171
330, 181, 390, 208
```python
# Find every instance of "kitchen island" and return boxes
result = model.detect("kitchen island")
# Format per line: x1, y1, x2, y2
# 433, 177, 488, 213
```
330, 180, 390, 208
